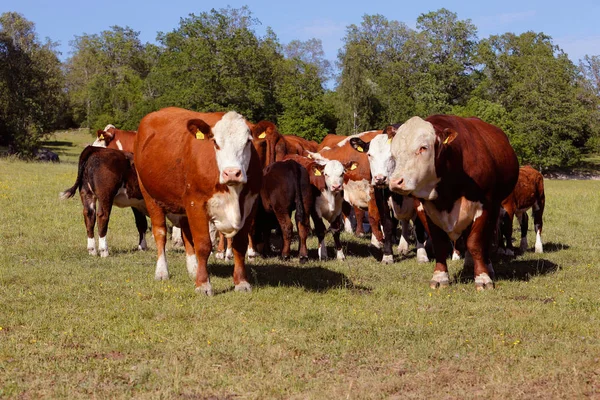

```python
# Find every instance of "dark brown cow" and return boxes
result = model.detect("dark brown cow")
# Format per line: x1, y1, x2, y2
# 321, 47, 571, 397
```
389, 115, 519, 291
93, 124, 137, 151
499, 165, 545, 255
283, 135, 319, 155
134, 107, 262, 295
250, 120, 287, 166
60, 146, 147, 257
253, 159, 313, 262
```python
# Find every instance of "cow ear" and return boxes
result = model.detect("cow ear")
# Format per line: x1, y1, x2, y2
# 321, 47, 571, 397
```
349, 138, 369, 153
344, 161, 358, 172
440, 128, 458, 145
312, 164, 325, 176
383, 124, 398, 140
96, 130, 106, 140
187, 119, 213, 140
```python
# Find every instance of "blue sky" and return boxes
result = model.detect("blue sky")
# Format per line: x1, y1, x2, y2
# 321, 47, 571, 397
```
4, 0, 600, 65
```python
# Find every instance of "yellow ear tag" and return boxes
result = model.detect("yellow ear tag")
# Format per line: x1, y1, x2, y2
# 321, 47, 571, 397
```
99, 134, 105, 140
314, 169, 322, 176
350, 163, 358, 170
443, 137, 449, 144
258, 132, 266, 139
387, 138, 392, 144
357, 146, 364, 153
196, 131, 205, 140
307, 153, 312, 159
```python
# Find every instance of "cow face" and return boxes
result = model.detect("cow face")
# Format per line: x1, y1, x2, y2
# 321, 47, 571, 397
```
350, 134, 395, 188
212, 111, 253, 185
389, 116, 453, 200
92, 125, 116, 148
323, 160, 345, 193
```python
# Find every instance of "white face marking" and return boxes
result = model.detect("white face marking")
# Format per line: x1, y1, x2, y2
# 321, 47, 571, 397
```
323, 160, 345, 192
336, 130, 378, 147
212, 111, 253, 184
389, 117, 440, 199
367, 134, 395, 186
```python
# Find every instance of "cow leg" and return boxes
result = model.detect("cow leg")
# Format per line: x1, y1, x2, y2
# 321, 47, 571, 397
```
295, 212, 309, 264
341, 201, 354, 233
132, 207, 148, 251
428, 216, 451, 289
179, 217, 197, 279
354, 207, 366, 237
312, 211, 327, 261
184, 207, 213, 295
375, 189, 394, 264
368, 197, 384, 247
275, 209, 293, 261
467, 207, 496, 291
398, 219, 411, 256
330, 215, 346, 260
518, 212, 529, 252
499, 206, 515, 257
246, 233, 257, 260
81, 192, 97, 256
533, 202, 544, 253
171, 226, 184, 248
215, 231, 227, 259
231, 207, 255, 293
96, 198, 114, 258
139, 182, 170, 280
414, 217, 429, 263
225, 237, 234, 260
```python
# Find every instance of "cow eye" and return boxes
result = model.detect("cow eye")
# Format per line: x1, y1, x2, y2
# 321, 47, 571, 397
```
213, 141, 221, 150
417, 146, 428, 155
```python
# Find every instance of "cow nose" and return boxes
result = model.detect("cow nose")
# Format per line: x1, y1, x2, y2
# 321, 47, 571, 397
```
374, 175, 387, 185
390, 178, 404, 190
222, 167, 243, 184
331, 184, 342, 192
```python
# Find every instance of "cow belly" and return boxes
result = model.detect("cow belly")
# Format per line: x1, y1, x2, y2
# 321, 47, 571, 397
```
316, 192, 343, 222
343, 179, 371, 209
388, 196, 415, 221
207, 188, 257, 238
423, 197, 483, 241
114, 188, 146, 210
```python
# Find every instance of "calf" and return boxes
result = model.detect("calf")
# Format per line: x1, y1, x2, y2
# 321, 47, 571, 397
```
389, 115, 519, 291
349, 133, 429, 264
134, 108, 261, 295
253, 159, 313, 262
499, 165, 545, 255
60, 146, 147, 257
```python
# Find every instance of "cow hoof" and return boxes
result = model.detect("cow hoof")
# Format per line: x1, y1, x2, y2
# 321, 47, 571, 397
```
234, 281, 252, 292
195, 282, 213, 296
520, 238, 528, 252
281, 255, 290, 262
319, 256, 328, 262
99, 249, 109, 258
356, 232, 365, 238
505, 248, 515, 257
138, 244, 147, 251
497, 247, 506, 256
451, 251, 461, 261
225, 249, 233, 260
474, 273, 494, 291
88, 248, 97, 256
535, 243, 543, 254
370, 235, 383, 249
416, 248, 429, 263
299, 256, 308, 264
429, 279, 450, 289
336, 250, 346, 261
154, 271, 169, 281
215, 252, 225, 260
381, 254, 394, 264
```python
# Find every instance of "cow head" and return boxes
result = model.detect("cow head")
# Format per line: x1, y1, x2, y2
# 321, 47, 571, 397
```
312, 159, 346, 193
350, 134, 395, 188
189, 112, 253, 186
388, 116, 457, 200
251, 120, 284, 166
92, 124, 116, 147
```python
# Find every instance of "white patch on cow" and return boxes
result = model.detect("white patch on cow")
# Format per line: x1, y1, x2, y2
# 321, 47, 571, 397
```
215, 251, 225, 260
431, 270, 449, 284
416, 245, 429, 263
366, 134, 396, 186
451, 250, 461, 261
186, 254, 197, 279
103, 124, 115, 131
337, 130, 379, 147
316, 191, 343, 222
343, 179, 371, 209
343, 215, 353, 233
113, 187, 146, 209
91, 138, 106, 148
474, 272, 493, 286
195, 280, 213, 296
397, 231, 410, 256
209, 221, 217, 246
87, 237, 97, 256
225, 247, 233, 260
535, 231, 543, 253
520, 236, 528, 252
381, 254, 393, 264
306, 150, 326, 161
99, 236, 108, 257
212, 111, 253, 184
247, 246, 257, 259
389, 117, 441, 199
138, 234, 147, 251
336, 249, 346, 260
423, 197, 484, 241
207, 187, 257, 238
155, 253, 169, 281
318, 239, 328, 261
115, 139, 123, 150
171, 226, 184, 247
234, 281, 252, 292
388, 196, 415, 221
370, 234, 382, 248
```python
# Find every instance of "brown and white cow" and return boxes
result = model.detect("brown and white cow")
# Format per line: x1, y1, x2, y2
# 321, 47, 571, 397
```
499, 165, 545, 255
389, 115, 519, 290
349, 133, 429, 264
134, 107, 262, 295
283, 134, 319, 155
253, 159, 313, 262
93, 124, 137, 151
60, 146, 147, 257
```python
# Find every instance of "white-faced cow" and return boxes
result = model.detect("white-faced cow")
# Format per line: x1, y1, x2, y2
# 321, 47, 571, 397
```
134, 107, 262, 295
389, 115, 519, 291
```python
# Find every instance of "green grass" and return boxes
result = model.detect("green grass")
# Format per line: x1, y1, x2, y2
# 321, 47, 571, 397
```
0, 132, 599, 399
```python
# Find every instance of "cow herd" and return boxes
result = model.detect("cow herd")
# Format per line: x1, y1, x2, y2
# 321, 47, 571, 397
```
60, 107, 546, 294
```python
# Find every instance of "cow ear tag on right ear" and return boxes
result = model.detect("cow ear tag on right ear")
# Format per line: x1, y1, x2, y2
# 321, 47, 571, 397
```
314, 169, 322, 176
357, 146, 364, 152
99, 134, 105, 140
258, 132, 266, 139
387, 138, 392, 144
196, 131, 205, 140
350, 163, 357, 170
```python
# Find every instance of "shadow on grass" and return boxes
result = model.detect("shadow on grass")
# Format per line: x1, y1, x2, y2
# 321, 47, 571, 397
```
44, 140, 74, 148
208, 259, 371, 294
453, 257, 559, 284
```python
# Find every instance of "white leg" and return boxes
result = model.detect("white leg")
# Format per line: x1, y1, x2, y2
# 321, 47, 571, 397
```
225, 247, 233, 260
343, 216, 353, 233
416, 241, 429, 263
535, 230, 543, 253
195, 279, 212, 296
381, 254, 393, 264
451, 249, 461, 260
98, 236, 109, 258
474, 272, 494, 291
87, 237, 97, 256
370, 234, 382, 249
397, 220, 410, 255
247, 246, 257, 260
234, 281, 252, 292
155, 253, 169, 281
318, 239, 328, 261
186, 254, 197, 279
430, 270, 450, 288
336, 249, 346, 260
171, 226, 184, 247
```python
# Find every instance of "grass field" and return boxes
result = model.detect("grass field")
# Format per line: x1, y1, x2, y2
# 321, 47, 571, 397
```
1, 130, 599, 399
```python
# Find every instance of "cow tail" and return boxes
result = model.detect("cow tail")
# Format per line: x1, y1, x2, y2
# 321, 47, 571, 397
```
59, 146, 98, 200
294, 162, 306, 224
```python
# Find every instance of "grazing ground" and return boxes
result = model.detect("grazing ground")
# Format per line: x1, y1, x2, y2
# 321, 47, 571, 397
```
0, 130, 599, 399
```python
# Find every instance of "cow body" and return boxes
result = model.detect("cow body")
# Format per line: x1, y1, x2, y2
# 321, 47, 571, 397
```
389, 115, 519, 290
60, 146, 147, 257
499, 165, 545, 255
134, 107, 261, 295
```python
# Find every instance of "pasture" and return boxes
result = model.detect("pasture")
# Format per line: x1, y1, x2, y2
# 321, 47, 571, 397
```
0, 130, 599, 399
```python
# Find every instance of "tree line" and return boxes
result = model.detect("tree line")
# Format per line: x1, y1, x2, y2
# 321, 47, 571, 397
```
1, 7, 599, 169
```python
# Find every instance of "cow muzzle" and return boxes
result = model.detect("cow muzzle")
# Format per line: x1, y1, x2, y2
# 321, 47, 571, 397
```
389, 177, 410, 194
221, 167, 245, 185
330, 184, 343, 193
373, 175, 388, 187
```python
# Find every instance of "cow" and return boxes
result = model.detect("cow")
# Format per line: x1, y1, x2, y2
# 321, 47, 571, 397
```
349, 133, 429, 264
93, 124, 137, 151
317, 130, 381, 151
134, 107, 262, 295
253, 159, 313, 262
283, 134, 319, 155
283, 154, 352, 260
60, 146, 147, 257
389, 115, 519, 291
499, 165, 545, 255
